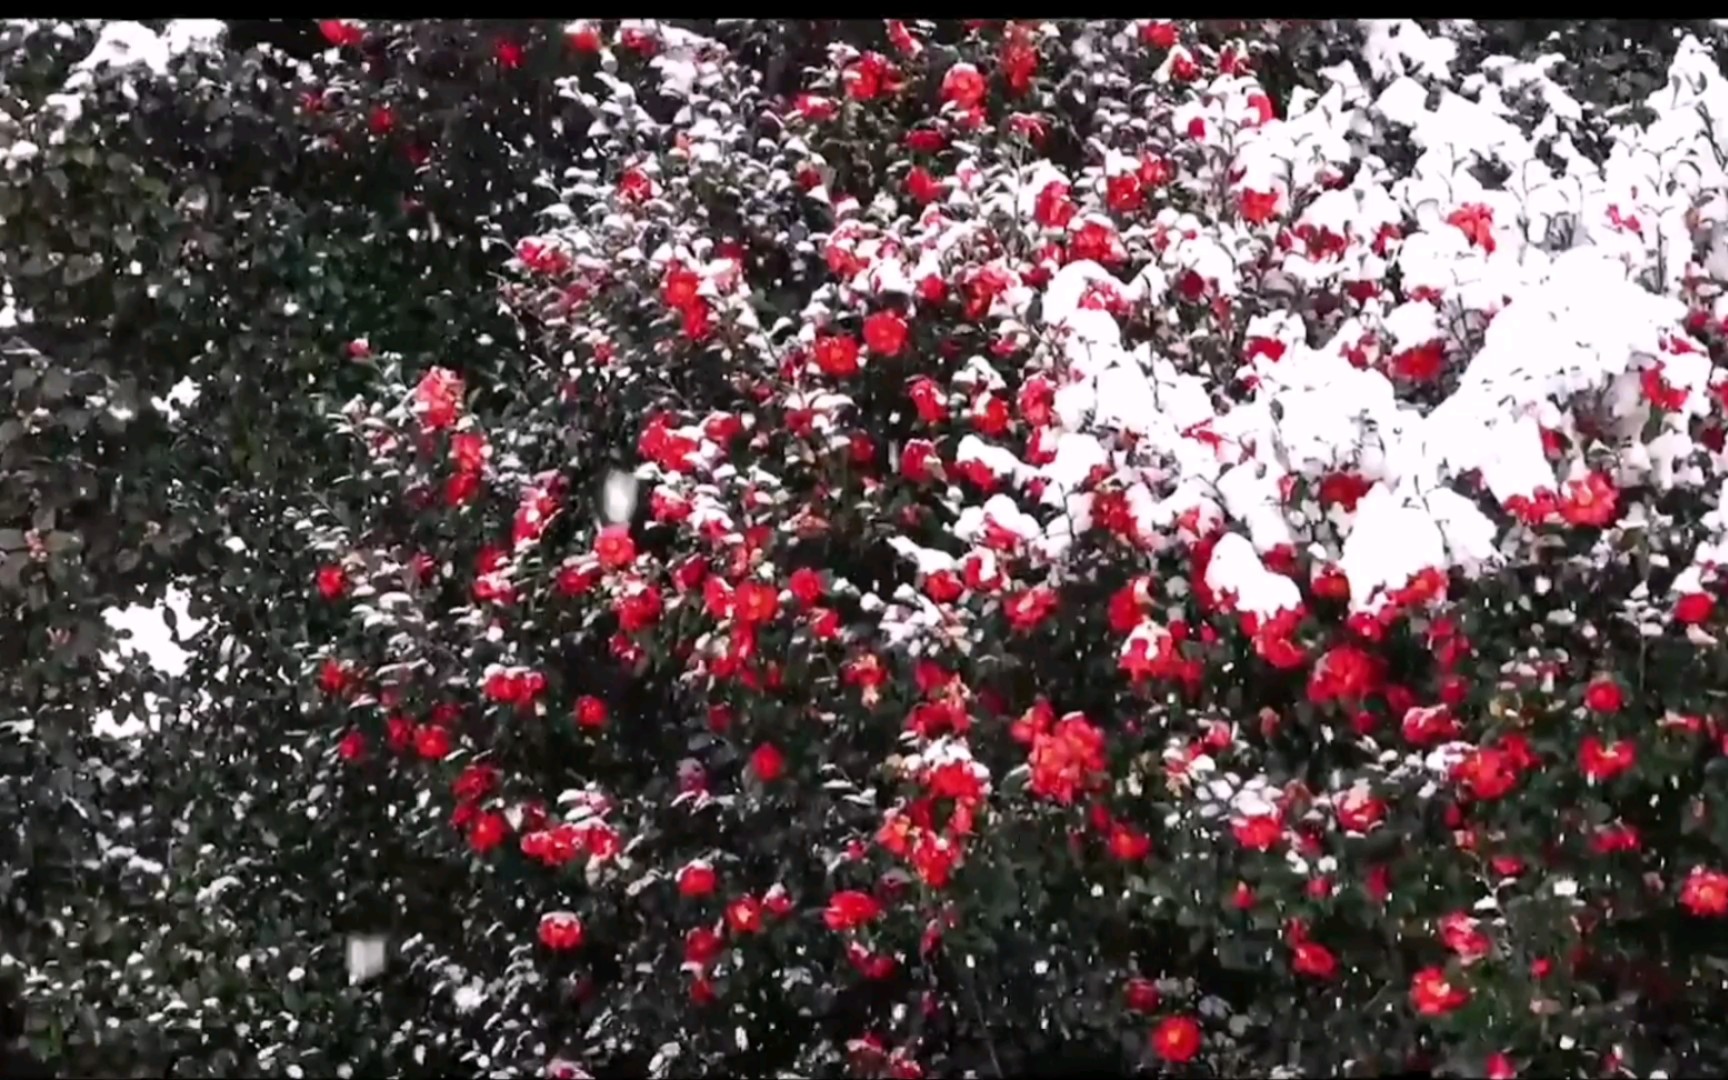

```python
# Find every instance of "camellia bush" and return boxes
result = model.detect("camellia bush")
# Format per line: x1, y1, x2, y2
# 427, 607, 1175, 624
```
300, 14, 1728, 1078
15, 14, 1728, 1080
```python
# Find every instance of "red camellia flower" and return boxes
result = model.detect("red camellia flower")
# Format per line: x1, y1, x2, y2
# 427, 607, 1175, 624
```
467, 810, 508, 854
615, 585, 664, 633
617, 27, 658, 56
924, 570, 964, 604
663, 263, 700, 310
1069, 221, 1121, 264
1439, 912, 1491, 964
1239, 189, 1279, 224
863, 310, 909, 357
452, 763, 497, 804
1150, 1015, 1202, 1063
788, 567, 825, 607
793, 93, 838, 122
450, 431, 489, 474
566, 22, 602, 53
908, 377, 947, 424
594, 524, 636, 570
318, 658, 355, 696
1034, 181, 1076, 230
538, 911, 585, 950
556, 563, 600, 597
1124, 977, 1160, 1013
1578, 736, 1637, 782
1308, 644, 1383, 705
1485, 1053, 1519, 1080
1584, 676, 1624, 714
1676, 591, 1715, 624
683, 925, 723, 971
843, 52, 898, 102
336, 730, 367, 762
414, 725, 452, 761
484, 668, 547, 708
681, 300, 713, 342
905, 128, 947, 154
617, 168, 654, 204
316, 563, 349, 600
1642, 362, 1689, 410
751, 742, 786, 782
677, 860, 718, 898
1291, 940, 1338, 979
1000, 25, 1038, 94
1107, 824, 1151, 862
1452, 747, 1518, 801
813, 334, 862, 378
904, 166, 943, 205
1681, 867, 1728, 916
940, 63, 988, 109
734, 580, 780, 624
900, 440, 940, 483
1410, 967, 1470, 1015
1141, 20, 1178, 49
823, 889, 882, 932
1390, 340, 1447, 382
413, 367, 464, 430
318, 19, 365, 48
1334, 786, 1387, 834
1106, 172, 1144, 214
1233, 814, 1283, 851
517, 238, 570, 277
1447, 202, 1496, 252
573, 695, 609, 731
1027, 712, 1106, 803
1560, 471, 1618, 527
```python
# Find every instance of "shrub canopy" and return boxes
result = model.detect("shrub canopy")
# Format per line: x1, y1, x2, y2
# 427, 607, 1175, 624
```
9, 16, 1728, 1079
